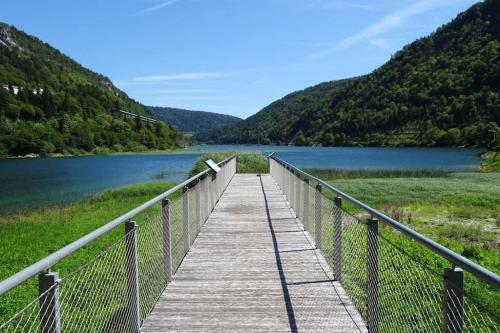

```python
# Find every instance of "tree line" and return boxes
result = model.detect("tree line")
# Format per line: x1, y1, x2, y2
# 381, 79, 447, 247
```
196, 0, 500, 150
0, 23, 183, 157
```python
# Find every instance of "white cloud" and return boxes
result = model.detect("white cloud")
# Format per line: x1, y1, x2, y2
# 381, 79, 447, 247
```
304, 0, 373, 11
132, 72, 226, 82
369, 38, 393, 52
148, 88, 216, 94
252, 78, 266, 84
147, 95, 225, 101
134, 0, 180, 16
309, 0, 445, 58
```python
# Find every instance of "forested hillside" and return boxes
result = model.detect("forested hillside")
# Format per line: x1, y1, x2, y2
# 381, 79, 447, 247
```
0, 23, 183, 157
197, 0, 500, 148
148, 106, 241, 134
195, 79, 355, 144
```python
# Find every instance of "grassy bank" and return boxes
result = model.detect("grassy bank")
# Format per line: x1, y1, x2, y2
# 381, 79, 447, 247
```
4, 147, 200, 159
303, 169, 500, 328
189, 152, 268, 176
0, 153, 267, 323
303, 168, 450, 180
0, 182, 177, 322
308, 171, 500, 274
481, 150, 500, 172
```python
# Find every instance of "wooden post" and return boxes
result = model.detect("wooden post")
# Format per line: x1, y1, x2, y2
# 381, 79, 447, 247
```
281, 164, 285, 192
296, 175, 301, 219
212, 173, 217, 210
443, 267, 464, 333
162, 199, 172, 283
205, 176, 210, 221
288, 168, 292, 201
367, 218, 379, 333
38, 270, 61, 333
314, 184, 322, 249
207, 174, 212, 214
283, 167, 288, 198
303, 179, 309, 230
290, 170, 295, 211
334, 196, 342, 282
183, 186, 190, 254
125, 220, 140, 333
196, 179, 201, 233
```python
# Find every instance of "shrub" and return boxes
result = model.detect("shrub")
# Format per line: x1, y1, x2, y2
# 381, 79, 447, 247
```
189, 153, 268, 177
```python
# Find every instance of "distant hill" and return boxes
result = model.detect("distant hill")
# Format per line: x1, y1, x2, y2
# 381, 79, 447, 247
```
148, 106, 242, 134
197, 0, 500, 148
0, 23, 183, 157
194, 79, 355, 144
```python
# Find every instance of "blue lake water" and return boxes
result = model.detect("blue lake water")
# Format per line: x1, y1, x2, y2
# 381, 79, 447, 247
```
0, 146, 483, 214
189, 145, 483, 171
0, 154, 200, 214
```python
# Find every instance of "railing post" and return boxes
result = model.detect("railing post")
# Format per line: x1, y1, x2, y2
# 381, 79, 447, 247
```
290, 170, 295, 212
161, 198, 172, 283
296, 174, 301, 219
334, 196, 342, 282
125, 220, 140, 333
283, 166, 287, 198
38, 270, 61, 333
183, 186, 190, 254
443, 267, 464, 333
282, 166, 285, 194
314, 184, 322, 249
303, 179, 309, 230
287, 168, 292, 201
196, 179, 201, 233
211, 174, 217, 210
205, 176, 210, 220
367, 218, 379, 333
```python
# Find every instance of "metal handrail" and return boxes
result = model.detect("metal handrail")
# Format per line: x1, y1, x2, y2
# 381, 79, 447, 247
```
270, 154, 500, 289
0, 155, 236, 296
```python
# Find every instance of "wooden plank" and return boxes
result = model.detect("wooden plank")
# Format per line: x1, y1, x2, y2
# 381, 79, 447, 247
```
141, 174, 366, 333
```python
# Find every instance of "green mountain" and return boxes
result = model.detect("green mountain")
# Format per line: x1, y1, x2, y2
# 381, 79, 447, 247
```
0, 23, 183, 157
197, 0, 500, 148
195, 78, 356, 144
148, 106, 242, 134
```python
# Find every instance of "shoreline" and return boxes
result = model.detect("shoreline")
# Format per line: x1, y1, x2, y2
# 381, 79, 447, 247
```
2, 145, 489, 160
2, 148, 206, 159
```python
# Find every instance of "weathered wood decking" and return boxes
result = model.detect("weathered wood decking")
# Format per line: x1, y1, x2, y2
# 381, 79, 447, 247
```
142, 174, 366, 332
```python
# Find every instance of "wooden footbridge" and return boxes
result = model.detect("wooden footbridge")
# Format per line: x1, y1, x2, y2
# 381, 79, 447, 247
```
0, 155, 498, 333
142, 174, 364, 332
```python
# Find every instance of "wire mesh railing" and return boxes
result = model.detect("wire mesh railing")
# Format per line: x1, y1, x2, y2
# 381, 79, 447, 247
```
270, 156, 500, 333
0, 156, 236, 333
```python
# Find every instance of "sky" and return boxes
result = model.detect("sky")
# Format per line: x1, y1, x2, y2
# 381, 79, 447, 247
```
1, 0, 479, 119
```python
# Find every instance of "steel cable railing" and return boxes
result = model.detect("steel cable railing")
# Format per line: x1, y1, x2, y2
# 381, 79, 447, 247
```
270, 156, 500, 333
0, 156, 236, 333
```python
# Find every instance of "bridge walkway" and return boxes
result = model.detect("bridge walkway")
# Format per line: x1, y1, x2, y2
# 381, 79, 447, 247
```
141, 174, 366, 332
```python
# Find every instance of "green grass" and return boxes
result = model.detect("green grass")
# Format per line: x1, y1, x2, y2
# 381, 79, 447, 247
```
303, 168, 450, 180
308, 171, 500, 274
0, 182, 178, 323
303, 169, 500, 330
188, 152, 268, 176
2, 158, 498, 329
481, 150, 500, 172
0, 153, 268, 325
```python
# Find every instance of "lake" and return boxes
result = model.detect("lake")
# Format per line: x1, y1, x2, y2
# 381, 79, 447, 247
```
0, 146, 482, 214
0, 154, 201, 214
190, 145, 482, 170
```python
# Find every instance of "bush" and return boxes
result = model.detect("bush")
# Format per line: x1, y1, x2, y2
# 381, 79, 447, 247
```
236, 154, 268, 173
189, 153, 268, 177
92, 147, 112, 155
438, 224, 483, 242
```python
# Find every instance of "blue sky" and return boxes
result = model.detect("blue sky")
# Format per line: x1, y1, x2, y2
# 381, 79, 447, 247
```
1, 0, 478, 118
